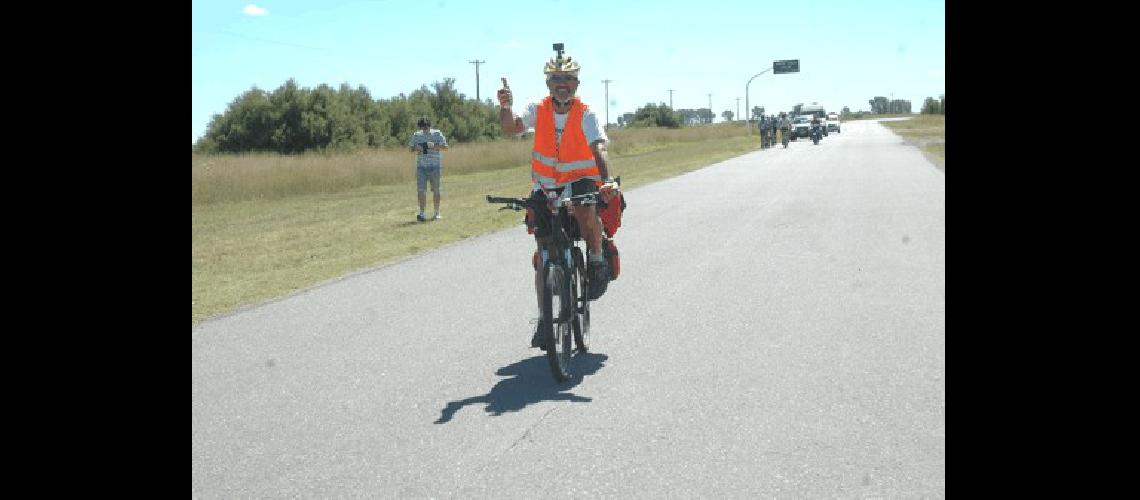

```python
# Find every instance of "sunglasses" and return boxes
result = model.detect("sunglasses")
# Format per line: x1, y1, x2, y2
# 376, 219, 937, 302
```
548, 75, 578, 83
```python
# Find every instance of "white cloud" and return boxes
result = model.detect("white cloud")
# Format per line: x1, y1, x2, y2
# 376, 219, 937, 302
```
243, 4, 269, 16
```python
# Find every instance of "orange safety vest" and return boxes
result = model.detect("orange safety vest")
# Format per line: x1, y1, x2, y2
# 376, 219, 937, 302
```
531, 96, 601, 188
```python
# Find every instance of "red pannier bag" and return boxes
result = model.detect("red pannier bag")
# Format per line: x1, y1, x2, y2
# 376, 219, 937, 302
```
603, 238, 620, 280
527, 188, 626, 281
599, 188, 625, 280
533, 238, 620, 280
598, 189, 626, 238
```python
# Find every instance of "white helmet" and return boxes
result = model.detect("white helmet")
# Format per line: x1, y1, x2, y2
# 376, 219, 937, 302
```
544, 42, 580, 77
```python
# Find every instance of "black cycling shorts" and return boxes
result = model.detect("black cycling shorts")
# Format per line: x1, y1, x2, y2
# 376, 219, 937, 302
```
527, 178, 598, 240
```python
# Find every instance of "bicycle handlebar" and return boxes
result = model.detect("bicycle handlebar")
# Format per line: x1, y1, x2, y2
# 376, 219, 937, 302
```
485, 193, 599, 211
486, 196, 524, 205
486, 177, 621, 211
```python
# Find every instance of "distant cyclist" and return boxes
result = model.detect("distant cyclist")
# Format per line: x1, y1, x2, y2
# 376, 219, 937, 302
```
759, 116, 771, 147
767, 115, 778, 146
811, 115, 823, 138
778, 112, 791, 143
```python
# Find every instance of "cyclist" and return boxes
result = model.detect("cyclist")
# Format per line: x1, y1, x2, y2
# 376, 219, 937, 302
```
778, 112, 791, 144
497, 44, 617, 349
759, 115, 770, 148
767, 115, 777, 147
811, 115, 823, 139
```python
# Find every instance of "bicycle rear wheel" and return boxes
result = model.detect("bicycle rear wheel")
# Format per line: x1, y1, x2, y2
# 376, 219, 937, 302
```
571, 247, 590, 352
541, 261, 574, 382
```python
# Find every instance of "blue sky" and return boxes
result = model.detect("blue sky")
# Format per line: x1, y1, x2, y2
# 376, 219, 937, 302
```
192, 0, 944, 143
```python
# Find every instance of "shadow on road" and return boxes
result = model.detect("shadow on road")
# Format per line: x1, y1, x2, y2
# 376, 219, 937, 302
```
434, 352, 608, 424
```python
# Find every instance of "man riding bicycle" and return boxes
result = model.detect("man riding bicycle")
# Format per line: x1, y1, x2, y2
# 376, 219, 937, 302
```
497, 44, 618, 350
778, 112, 791, 143
759, 116, 771, 148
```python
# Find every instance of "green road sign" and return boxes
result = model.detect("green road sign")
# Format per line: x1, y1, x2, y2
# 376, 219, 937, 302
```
773, 59, 800, 74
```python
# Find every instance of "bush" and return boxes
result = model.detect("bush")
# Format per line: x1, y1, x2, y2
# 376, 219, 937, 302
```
195, 78, 504, 154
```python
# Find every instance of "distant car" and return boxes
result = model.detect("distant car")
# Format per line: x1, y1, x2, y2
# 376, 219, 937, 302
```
826, 113, 840, 133
792, 115, 813, 139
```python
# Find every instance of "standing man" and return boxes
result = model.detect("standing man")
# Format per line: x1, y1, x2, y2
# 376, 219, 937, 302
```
408, 117, 448, 221
497, 43, 617, 349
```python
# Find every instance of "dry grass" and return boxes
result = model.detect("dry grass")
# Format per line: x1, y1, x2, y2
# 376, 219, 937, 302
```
880, 114, 945, 169
192, 140, 532, 205
844, 113, 913, 121
192, 123, 750, 205
192, 124, 757, 324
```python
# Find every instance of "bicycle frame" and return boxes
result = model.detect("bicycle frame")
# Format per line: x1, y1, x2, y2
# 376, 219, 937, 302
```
536, 190, 583, 282
487, 178, 618, 382
488, 188, 602, 272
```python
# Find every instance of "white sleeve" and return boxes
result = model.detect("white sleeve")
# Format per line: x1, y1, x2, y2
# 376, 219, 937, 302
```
581, 109, 608, 144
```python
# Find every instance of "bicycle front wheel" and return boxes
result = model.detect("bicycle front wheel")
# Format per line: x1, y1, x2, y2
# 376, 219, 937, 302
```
541, 261, 574, 382
571, 247, 590, 352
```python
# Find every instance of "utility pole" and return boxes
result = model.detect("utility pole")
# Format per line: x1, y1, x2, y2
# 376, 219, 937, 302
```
602, 79, 613, 129
469, 59, 485, 102
667, 89, 675, 109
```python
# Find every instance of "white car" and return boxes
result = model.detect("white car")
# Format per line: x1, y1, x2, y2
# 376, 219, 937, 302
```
792, 115, 813, 139
826, 113, 840, 133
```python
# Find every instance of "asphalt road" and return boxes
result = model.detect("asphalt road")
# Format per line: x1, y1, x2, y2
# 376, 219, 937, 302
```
192, 119, 945, 498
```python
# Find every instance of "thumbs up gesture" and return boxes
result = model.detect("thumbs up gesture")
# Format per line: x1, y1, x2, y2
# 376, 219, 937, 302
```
497, 77, 512, 109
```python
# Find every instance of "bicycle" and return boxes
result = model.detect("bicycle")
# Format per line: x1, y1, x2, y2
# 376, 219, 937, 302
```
486, 178, 620, 382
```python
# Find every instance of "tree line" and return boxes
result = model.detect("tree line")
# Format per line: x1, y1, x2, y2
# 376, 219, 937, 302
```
920, 94, 945, 115
194, 78, 504, 154
196, 78, 725, 155
201, 77, 929, 154
868, 96, 913, 114
615, 104, 730, 128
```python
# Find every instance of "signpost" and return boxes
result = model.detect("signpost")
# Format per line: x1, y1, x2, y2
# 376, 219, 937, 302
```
746, 59, 800, 135
773, 59, 800, 74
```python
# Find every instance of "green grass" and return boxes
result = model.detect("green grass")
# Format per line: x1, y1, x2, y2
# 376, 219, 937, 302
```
192, 124, 757, 324
879, 114, 945, 169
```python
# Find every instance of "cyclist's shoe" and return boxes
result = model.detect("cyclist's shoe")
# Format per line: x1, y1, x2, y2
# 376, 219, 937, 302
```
432, 212, 442, 220
587, 258, 610, 300
416, 212, 427, 222
530, 321, 549, 351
